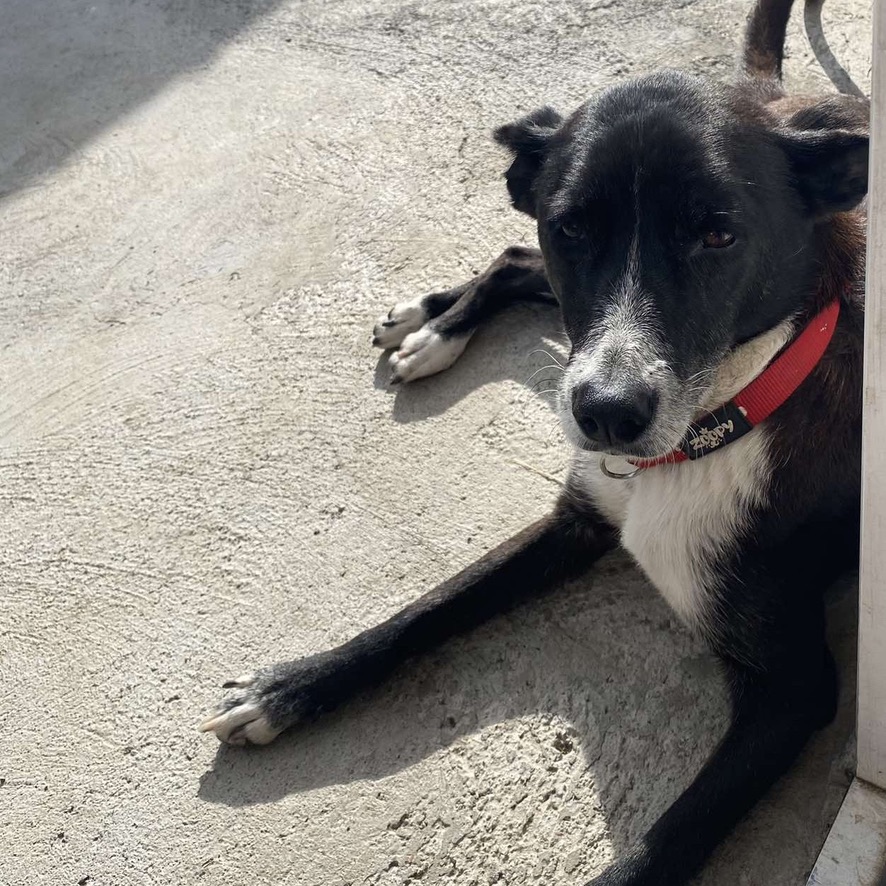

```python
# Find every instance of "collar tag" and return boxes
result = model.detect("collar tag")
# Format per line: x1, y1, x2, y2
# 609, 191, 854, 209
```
680, 401, 753, 461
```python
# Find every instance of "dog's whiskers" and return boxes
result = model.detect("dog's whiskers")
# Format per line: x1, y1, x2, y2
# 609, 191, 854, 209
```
528, 348, 565, 368
525, 363, 565, 385
529, 373, 564, 390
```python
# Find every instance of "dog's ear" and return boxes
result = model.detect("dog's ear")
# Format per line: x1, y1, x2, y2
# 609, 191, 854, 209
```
776, 128, 869, 217
493, 106, 563, 217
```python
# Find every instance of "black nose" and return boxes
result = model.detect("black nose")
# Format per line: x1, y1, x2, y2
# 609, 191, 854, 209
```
571, 383, 658, 446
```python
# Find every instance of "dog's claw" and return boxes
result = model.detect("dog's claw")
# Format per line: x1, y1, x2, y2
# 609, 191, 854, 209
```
222, 672, 256, 689
197, 712, 229, 733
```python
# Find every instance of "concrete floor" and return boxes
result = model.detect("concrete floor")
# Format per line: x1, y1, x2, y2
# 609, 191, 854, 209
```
0, 1, 873, 884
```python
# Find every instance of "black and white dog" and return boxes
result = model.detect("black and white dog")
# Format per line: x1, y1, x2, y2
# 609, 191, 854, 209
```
200, 1, 870, 883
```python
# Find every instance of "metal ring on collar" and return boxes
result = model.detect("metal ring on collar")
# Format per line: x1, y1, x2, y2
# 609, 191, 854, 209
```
600, 457, 644, 480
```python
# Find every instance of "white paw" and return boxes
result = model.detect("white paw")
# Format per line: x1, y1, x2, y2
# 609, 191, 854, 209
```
198, 673, 284, 746
372, 297, 429, 349
389, 326, 472, 383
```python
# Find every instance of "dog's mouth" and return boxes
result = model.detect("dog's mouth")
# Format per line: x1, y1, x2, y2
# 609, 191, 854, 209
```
574, 429, 686, 460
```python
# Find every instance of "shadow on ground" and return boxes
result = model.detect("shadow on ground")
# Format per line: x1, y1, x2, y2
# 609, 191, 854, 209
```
1, 0, 282, 199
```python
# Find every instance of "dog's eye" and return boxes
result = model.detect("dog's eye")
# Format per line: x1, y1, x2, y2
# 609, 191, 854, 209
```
558, 220, 584, 240
701, 230, 735, 249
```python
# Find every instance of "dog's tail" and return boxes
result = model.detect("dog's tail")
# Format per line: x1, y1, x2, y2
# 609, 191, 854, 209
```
742, 0, 796, 81
742, 0, 865, 97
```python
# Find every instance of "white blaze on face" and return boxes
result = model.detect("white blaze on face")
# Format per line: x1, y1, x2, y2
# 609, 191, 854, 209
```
569, 289, 662, 385
566, 166, 655, 383
558, 185, 677, 452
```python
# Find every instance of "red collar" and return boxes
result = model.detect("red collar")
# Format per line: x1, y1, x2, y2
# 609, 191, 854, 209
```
626, 298, 841, 469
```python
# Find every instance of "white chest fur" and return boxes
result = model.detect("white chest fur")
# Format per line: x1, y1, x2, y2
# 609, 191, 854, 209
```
571, 428, 773, 630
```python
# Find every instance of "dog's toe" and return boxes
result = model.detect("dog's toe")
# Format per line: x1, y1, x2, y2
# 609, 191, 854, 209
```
199, 697, 283, 746
372, 297, 428, 349
388, 326, 472, 383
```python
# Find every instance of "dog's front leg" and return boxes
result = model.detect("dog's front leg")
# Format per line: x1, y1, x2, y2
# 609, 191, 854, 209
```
372, 245, 553, 383
587, 587, 837, 886
200, 500, 614, 745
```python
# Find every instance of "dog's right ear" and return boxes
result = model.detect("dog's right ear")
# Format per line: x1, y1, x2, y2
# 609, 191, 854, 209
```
494, 107, 563, 218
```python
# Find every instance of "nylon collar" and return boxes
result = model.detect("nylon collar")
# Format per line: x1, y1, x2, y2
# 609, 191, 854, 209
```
608, 298, 841, 475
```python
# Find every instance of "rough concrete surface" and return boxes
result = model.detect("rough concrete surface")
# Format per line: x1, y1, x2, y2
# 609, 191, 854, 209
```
0, 1, 873, 884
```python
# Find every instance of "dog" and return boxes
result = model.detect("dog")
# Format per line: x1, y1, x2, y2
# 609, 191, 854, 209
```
200, 1, 870, 883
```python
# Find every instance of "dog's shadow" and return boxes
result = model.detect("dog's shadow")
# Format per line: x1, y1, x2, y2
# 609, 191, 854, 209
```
198, 542, 858, 881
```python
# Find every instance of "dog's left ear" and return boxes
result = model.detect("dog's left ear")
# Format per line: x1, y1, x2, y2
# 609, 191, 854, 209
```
494, 106, 563, 218
776, 128, 869, 217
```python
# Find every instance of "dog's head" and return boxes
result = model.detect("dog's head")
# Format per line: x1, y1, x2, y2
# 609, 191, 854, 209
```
495, 71, 868, 458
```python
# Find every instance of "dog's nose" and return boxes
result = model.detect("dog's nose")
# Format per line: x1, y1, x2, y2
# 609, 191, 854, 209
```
571, 383, 658, 447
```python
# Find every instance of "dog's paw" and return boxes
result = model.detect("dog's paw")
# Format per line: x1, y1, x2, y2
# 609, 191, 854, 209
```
389, 326, 472, 383
198, 651, 354, 746
372, 297, 429, 350
198, 672, 285, 746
